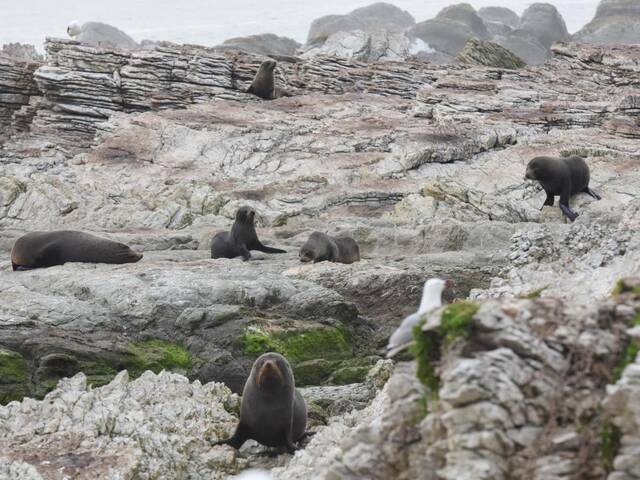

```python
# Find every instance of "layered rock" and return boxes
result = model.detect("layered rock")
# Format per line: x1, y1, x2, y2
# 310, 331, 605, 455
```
457, 38, 525, 69
0, 53, 40, 136
574, 0, 640, 45
307, 2, 415, 45
2, 38, 640, 479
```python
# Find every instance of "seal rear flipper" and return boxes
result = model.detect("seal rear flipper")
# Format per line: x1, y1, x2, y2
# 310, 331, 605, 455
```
584, 187, 601, 200
255, 243, 286, 254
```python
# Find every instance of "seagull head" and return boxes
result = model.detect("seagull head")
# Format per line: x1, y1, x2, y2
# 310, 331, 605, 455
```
418, 278, 454, 314
67, 21, 82, 37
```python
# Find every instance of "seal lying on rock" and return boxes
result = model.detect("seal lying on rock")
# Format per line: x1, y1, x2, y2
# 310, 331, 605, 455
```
11, 231, 143, 270
211, 206, 286, 260
247, 60, 291, 100
525, 155, 601, 222
299, 231, 360, 264
386, 278, 453, 358
214, 352, 308, 453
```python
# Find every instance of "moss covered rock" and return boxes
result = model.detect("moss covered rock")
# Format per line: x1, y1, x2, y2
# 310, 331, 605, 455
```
240, 323, 371, 386
0, 348, 28, 404
122, 339, 194, 377
412, 301, 480, 397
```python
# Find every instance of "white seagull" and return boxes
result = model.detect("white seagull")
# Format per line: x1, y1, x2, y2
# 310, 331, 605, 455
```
386, 278, 453, 358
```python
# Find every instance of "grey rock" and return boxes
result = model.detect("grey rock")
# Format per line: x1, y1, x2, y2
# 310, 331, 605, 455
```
478, 7, 520, 28
573, 0, 640, 45
219, 33, 301, 56
409, 3, 491, 57
307, 2, 415, 44
301, 30, 411, 62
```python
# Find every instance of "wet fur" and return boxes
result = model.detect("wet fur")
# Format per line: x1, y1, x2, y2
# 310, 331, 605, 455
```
11, 231, 142, 270
211, 206, 286, 260
247, 60, 291, 100
214, 353, 307, 453
299, 231, 360, 264
525, 155, 600, 222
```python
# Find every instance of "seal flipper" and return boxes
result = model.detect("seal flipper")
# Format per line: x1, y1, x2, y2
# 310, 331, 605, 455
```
559, 203, 578, 222
247, 85, 255, 95
541, 193, 554, 210
559, 186, 578, 222
214, 423, 250, 449
254, 242, 286, 254
240, 245, 252, 261
584, 187, 601, 200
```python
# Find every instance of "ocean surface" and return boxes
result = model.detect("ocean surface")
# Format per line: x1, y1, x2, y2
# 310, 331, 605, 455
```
2, 0, 600, 51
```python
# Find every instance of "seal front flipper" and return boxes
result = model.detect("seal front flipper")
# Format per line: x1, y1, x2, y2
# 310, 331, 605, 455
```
214, 423, 250, 449
541, 193, 554, 209
584, 187, 601, 200
240, 245, 252, 261
559, 203, 578, 222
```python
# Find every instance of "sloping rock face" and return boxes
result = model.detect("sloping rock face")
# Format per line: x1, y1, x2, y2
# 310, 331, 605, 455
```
307, 2, 415, 44
301, 29, 410, 62
516, 3, 570, 50
574, 0, 640, 45
2, 39, 640, 478
478, 6, 520, 29
408, 3, 491, 57
219, 33, 301, 56
457, 38, 526, 69
272, 289, 640, 480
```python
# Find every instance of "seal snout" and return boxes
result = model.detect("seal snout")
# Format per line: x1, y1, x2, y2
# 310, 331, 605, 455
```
256, 358, 284, 388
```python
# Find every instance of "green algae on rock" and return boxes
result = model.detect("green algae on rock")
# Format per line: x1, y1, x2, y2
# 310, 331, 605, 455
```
123, 339, 194, 377
0, 348, 28, 404
412, 301, 479, 397
240, 323, 368, 386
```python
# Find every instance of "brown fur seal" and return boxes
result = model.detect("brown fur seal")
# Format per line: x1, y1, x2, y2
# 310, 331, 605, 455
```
214, 352, 308, 453
299, 231, 360, 264
525, 155, 601, 222
11, 231, 143, 271
211, 206, 286, 260
247, 60, 291, 100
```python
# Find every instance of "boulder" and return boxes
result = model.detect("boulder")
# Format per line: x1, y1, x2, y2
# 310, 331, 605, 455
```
219, 33, 301, 56
457, 38, 526, 69
307, 2, 415, 44
517, 3, 569, 49
408, 3, 490, 56
301, 30, 410, 62
573, 0, 640, 45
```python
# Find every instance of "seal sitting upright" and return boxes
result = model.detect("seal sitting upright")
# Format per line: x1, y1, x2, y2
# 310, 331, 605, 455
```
214, 352, 308, 453
11, 231, 143, 270
525, 155, 601, 222
211, 206, 286, 260
247, 60, 291, 100
299, 231, 360, 264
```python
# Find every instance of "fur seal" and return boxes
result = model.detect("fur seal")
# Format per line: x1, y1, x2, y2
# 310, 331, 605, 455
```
299, 231, 360, 264
247, 60, 291, 100
211, 206, 286, 260
11, 231, 143, 271
525, 155, 601, 222
215, 352, 308, 453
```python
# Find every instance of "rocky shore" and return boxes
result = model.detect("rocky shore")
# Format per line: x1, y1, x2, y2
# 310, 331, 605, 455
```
1, 26, 640, 480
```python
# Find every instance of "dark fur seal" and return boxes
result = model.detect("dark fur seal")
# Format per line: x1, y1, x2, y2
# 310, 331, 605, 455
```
299, 231, 360, 264
11, 231, 143, 270
214, 352, 308, 453
525, 155, 601, 222
247, 60, 291, 100
211, 206, 286, 260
